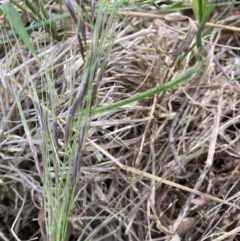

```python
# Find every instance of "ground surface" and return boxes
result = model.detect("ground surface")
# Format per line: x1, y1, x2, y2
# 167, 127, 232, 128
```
1, 1, 240, 241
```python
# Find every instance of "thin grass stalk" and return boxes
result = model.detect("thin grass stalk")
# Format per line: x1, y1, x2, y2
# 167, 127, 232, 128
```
91, 0, 96, 19
64, 80, 87, 141
64, 0, 88, 59
71, 123, 86, 186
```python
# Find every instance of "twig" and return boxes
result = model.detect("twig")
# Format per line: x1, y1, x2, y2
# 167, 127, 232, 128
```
168, 96, 189, 172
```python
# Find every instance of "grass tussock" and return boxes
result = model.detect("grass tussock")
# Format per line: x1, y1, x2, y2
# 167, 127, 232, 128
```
0, 1, 240, 241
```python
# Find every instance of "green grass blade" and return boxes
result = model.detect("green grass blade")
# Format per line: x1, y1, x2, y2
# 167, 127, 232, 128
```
9, 0, 37, 21
8, 0, 62, 41
30, 0, 62, 41
0, 3, 37, 58
196, 0, 215, 55
91, 61, 203, 116
230, 75, 240, 82
180, 0, 217, 61
22, 0, 62, 41
192, 0, 207, 21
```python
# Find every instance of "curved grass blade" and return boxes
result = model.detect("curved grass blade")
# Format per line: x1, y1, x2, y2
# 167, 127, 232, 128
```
91, 61, 203, 116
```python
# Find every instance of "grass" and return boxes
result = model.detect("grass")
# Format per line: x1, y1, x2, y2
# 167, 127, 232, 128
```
1, 0, 240, 240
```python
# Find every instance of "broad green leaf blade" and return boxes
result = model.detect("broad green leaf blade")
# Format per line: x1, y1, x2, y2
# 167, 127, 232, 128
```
0, 3, 37, 58
192, 0, 199, 20
192, 0, 207, 21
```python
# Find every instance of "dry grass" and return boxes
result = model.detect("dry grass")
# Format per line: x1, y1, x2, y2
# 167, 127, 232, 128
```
1, 2, 240, 241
